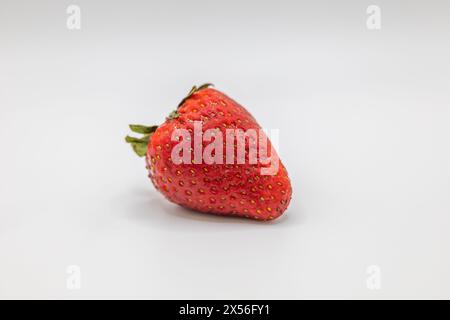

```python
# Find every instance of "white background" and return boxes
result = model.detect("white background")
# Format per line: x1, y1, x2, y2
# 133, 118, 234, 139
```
1, 0, 450, 299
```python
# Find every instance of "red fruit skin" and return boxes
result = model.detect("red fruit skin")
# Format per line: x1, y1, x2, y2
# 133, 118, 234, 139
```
146, 88, 292, 221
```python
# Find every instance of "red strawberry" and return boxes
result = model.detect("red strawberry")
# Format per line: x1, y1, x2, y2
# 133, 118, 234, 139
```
126, 84, 292, 220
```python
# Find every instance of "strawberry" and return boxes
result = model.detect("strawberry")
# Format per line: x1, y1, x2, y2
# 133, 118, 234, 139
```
126, 84, 292, 220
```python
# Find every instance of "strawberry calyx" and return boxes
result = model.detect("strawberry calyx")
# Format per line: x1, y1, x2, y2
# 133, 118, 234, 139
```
176, 83, 213, 109
126, 83, 213, 157
166, 83, 214, 120
125, 124, 158, 157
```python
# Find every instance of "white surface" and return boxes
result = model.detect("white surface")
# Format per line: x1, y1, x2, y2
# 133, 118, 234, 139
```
1, 0, 450, 299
